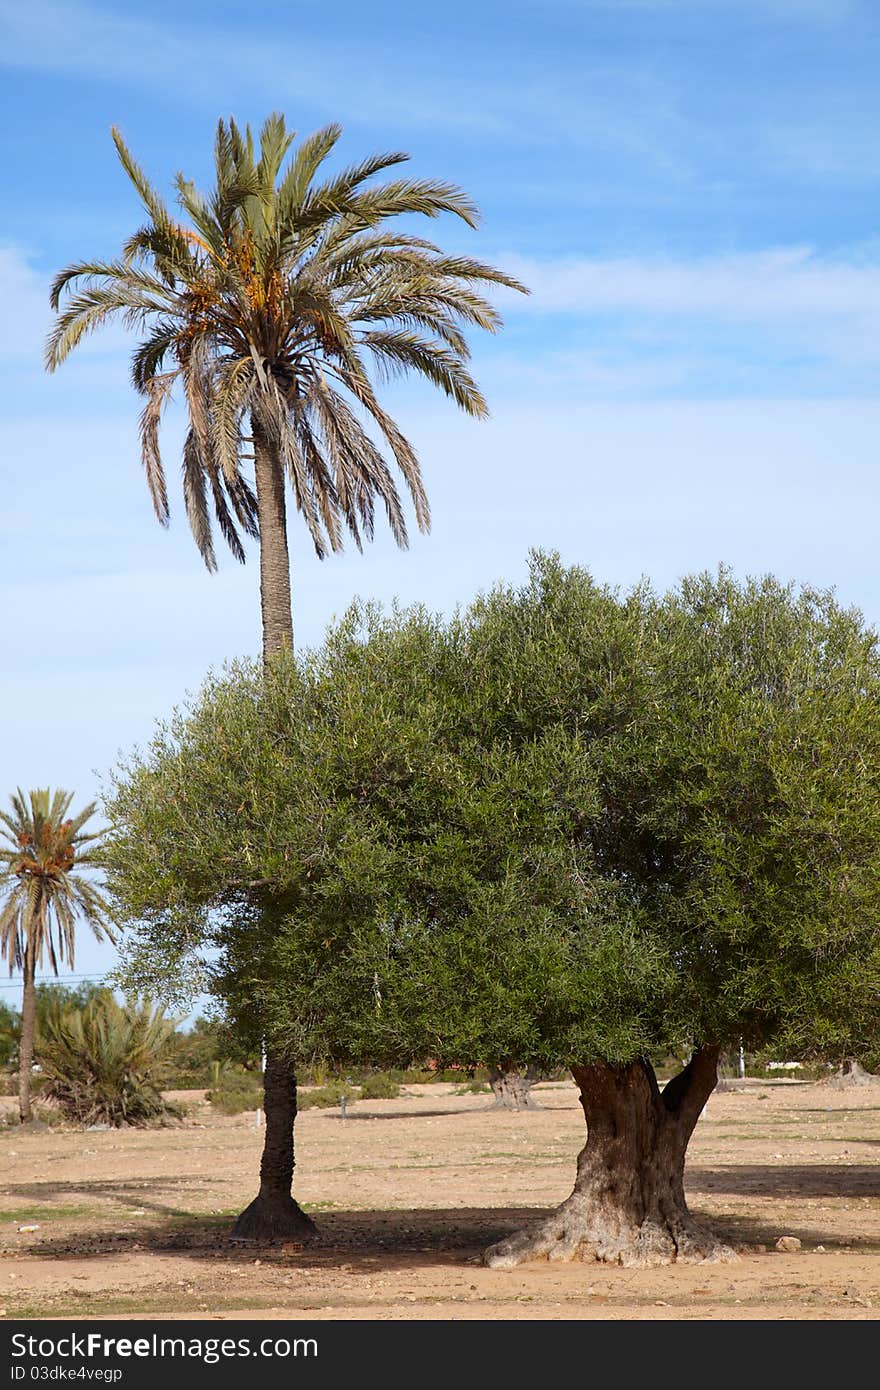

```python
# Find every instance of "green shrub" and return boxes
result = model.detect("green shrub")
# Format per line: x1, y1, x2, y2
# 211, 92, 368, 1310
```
206, 1085, 262, 1114
429, 1067, 489, 1083
163, 1069, 212, 1090
0, 1105, 60, 1129
455, 1080, 491, 1095
206, 1062, 263, 1113
37, 995, 180, 1127
0, 1002, 19, 1068
158, 1016, 238, 1089
297, 1081, 357, 1110
358, 1073, 401, 1100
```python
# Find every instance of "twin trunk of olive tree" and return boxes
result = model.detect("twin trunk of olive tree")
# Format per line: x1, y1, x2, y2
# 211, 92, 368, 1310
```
488, 1064, 539, 1111
487, 1048, 733, 1268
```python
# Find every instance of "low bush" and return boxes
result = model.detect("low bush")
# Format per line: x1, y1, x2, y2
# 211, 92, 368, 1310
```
207, 1084, 262, 1114
358, 1074, 401, 1100
0, 1105, 61, 1129
298, 1081, 358, 1110
206, 1063, 263, 1113
37, 995, 180, 1127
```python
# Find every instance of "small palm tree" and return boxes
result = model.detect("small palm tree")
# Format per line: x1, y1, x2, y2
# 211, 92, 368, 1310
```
38, 993, 177, 1128
0, 789, 114, 1122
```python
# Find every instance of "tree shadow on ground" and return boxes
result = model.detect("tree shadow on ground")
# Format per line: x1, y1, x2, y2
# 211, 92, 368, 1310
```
686, 1163, 880, 1198
11, 1197, 880, 1269
786, 1104, 880, 1113
324, 1106, 545, 1122
2, 1176, 225, 1220
9, 1207, 526, 1266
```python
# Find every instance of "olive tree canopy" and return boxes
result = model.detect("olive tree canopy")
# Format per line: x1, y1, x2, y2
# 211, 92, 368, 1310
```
105, 554, 880, 1263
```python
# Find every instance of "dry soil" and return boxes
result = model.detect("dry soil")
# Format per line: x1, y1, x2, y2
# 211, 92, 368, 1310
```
2, 1076, 879, 1320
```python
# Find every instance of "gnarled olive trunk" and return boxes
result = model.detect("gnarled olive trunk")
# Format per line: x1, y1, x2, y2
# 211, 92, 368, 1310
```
488, 1064, 539, 1111
18, 939, 36, 1124
485, 1047, 735, 1268
231, 413, 315, 1244
828, 1057, 877, 1088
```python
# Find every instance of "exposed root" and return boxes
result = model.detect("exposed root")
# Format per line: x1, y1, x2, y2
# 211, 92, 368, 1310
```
483, 1196, 736, 1269
824, 1060, 879, 1089
488, 1093, 539, 1112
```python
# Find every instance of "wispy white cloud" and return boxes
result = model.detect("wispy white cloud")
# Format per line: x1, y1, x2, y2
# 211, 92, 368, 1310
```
0, 0, 695, 175
0, 0, 504, 133
7, 232, 880, 413
0, 245, 49, 363
492, 245, 880, 386
500, 246, 880, 323
0, 243, 144, 396
768, 120, 880, 182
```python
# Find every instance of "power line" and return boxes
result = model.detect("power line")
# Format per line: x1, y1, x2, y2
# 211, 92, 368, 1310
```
0, 972, 109, 989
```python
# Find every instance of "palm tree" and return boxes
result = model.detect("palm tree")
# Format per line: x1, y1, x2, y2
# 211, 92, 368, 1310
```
46, 112, 527, 1238
0, 789, 114, 1123
46, 113, 527, 651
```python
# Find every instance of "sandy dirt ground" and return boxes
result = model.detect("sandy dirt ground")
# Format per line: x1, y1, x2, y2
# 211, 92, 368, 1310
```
1, 1076, 879, 1321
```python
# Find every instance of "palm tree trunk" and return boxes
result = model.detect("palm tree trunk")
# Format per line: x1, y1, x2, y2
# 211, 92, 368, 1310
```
231, 410, 315, 1243
252, 415, 294, 657
18, 939, 36, 1124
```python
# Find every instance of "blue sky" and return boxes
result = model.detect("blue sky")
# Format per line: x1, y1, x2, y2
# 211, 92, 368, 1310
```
1, 0, 878, 1010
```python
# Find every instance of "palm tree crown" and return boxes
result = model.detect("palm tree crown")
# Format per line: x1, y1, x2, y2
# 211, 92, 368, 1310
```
0, 788, 113, 974
46, 114, 527, 572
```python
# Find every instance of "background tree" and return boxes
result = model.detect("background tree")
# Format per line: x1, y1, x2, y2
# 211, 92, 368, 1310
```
0, 1000, 19, 1069
105, 554, 880, 1265
0, 789, 114, 1123
35, 980, 107, 1028
49, 111, 525, 1239
158, 1015, 235, 1090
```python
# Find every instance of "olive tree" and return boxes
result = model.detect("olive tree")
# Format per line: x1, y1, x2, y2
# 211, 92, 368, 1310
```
105, 554, 880, 1262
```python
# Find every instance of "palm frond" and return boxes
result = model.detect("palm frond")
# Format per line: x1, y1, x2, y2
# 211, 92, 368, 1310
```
182, 429, 217, 571
308, 176, 480, 232
111, 127, 173, 228
212, 355, 255, 483
131, 320, 180, 393
362, 329, 488, 416
256, 388, 329, 558
174, 176, 230, 262
277, 123, 344, 219
139, 372, 176, 525
307, 376, 408, 547
46, 282, 170, 371
256, 111, 297, 193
